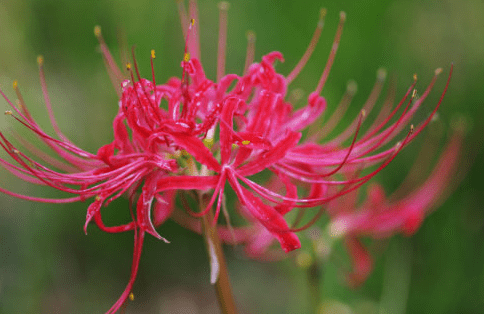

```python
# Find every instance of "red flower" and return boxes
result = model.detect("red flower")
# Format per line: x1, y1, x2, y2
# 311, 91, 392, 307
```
325, 123, 463, 286
0, 1, 457, 312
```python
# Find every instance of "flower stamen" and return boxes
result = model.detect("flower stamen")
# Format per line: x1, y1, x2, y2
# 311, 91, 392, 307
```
12, 80, 31, 121
94, 25, 124, 97
244, 31, 256, 74
314, 79, 357, 140
188, 0, 201, 60
217, 2, 229, 83
315, 11, 346, 95
286, 8, 327, 84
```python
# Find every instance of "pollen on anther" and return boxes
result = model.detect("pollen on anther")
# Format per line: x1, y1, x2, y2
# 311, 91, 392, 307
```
4, 110, 13, 115
241, 140, 250, 145
184, 52, 190, 62
190, 18, 195, 26
203, 138, 214, 149
361, 109, 366, 117
413, 73, 418, 81
126, 63, 132, 71
151, 49, 156, 59
37, 55, 44, 66
129, 292, 135, 301
218, 1, 230, 10
95, 195, 102, 201
347, 80, 358, 95
435, 68, 443, 75
339, 11, 347, 22
410, 124, 414, 133
431, 112, 440, 122
320, 8, 327, 21
451, 115, 468, 133
377, 68, 387, 81
13, 80, 18, 90
94, 25, 101, 37
412, 89, 417, 98
317, 8, 327, 28
246, 31, 256, 43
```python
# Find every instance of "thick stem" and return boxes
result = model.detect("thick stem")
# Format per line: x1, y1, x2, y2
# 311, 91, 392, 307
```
199, 193, 238, 314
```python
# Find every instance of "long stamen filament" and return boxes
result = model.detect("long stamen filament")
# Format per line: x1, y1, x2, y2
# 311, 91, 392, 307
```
217, 2, 229, 83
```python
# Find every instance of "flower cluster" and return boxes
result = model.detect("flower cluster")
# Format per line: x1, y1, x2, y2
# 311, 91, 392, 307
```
0, 1, 460, 312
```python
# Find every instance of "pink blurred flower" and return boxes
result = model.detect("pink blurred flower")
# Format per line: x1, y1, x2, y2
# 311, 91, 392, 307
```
326, 123, 463, 286
0, 0, 458, 312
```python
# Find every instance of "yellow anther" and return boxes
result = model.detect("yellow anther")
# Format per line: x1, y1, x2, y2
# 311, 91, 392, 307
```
37, 55, 44, 66
94, 25, 102, 37
412, 89, 417, 98
361, 109, 366, 117
413, 73, 418, 81
181, 150, 190, 157
435, 68, 443, 75
451, 115, 469, 134
232, 143, 238, 149
129, 292, 135, 301
126, 63, 132, 71
4, 110, 13, 115
151, 49, 156, 59
246, 30, 256, 43
203, 138, 214, 149
347, 80, 357, 95
190, 18, 195, 26
183, 52, 190, 62
12, 149, 20, 154
13, 80, 18, 90
377, 68, 387, 81
173, 150, 182, 159
95, 195, 102, 201
319, 8, 327, 20
218, 1, 230, 10
241, 140, 250, 145
431, 112, 440, 122
410, 124, 414, 133
339, 11, 347, 22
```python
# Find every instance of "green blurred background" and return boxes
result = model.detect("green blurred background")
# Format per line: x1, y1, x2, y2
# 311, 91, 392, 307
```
0, 0, 483, 313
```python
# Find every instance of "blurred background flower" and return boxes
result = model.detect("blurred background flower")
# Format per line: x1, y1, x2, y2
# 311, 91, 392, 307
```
0, 0, 482, 313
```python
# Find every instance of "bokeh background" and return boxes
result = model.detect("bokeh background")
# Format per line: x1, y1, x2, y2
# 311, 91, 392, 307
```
0, 0, 483, 313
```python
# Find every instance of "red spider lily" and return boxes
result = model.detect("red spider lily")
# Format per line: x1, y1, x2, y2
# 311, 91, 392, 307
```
0, 0, 456, 312
326, 124, 463, 286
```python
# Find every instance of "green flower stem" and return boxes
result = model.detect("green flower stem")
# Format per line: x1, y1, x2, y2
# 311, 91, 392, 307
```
307, 262, 323, 313
199, 193, 238, 314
